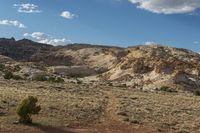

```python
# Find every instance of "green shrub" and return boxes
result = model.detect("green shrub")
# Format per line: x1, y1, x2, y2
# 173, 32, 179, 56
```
12, 75, 23, 80
4, 71, 13, 79
48, 76, 56, 82
160, 86, 170, 91
160, 86, 177, 93
33, 75, 48, 81
4, 71, 23, 80
76, 79, 82, 84
194, 90, 200, 96
13, 65, 21, 72
0, 64, 5, 71
48, 76, 64, 83
23, 73, 29, 77
17, 96, 41, 124
55, 77, 64, 83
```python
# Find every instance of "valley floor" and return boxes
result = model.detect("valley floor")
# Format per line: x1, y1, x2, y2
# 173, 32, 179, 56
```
0, 80, 200, 133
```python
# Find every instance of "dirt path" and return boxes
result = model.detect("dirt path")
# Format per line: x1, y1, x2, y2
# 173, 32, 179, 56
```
102, 91, 121, 124
10, 90, 155, 133
1, 91, 156, 133
83, 90, 156, 133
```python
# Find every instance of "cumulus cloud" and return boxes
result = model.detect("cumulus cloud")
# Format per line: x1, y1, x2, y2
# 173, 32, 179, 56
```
24, 32, 72, 46
60, 11, 77, 19
24, 32, 48, 40
13, 3, 42, 13
128, 0, 200, 14
0, 19, 26, 28
38, 38, 69, 46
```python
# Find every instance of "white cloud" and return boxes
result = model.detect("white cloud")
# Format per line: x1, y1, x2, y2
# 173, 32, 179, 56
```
128, 0, 200, 14
24, 32, 72, 46
194, 41, 199, 44
0, 20, 26, 28
24, 32, 48, 40
38, 38, 69, 46
145, 41, 157, 45
60, 11, 77, 19
13, 3, 42, 13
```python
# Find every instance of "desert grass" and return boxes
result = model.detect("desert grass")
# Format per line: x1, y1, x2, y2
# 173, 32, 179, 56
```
1, 80, 200, 132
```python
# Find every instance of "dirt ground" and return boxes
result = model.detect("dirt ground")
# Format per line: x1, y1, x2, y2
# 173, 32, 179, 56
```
1, 80, 200, 133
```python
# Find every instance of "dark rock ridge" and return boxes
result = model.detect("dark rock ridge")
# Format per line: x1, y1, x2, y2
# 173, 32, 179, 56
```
0, 38, 123, 65
0, 38, 53, 61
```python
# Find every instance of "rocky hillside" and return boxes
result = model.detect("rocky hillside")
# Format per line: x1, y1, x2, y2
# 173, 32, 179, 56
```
0, 38, 53, 61
100, 45, 200, 91
0, 38, 200, 91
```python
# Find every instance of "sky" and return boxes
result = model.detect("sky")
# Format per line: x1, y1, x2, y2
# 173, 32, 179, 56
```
0, 0, 200, 52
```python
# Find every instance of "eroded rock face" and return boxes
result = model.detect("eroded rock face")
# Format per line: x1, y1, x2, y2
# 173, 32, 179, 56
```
155, 60, 175, 74
98, 45, 200, 90
120, 58, 153, 74
174, 71, 200, 88
1, 38, 200, 91
30, 54, 74, 66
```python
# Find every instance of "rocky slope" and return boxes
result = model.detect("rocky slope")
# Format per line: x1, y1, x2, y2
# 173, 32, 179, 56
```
0, 38, 200, 91
0, 38, 53, 61
100, 45, 200, 91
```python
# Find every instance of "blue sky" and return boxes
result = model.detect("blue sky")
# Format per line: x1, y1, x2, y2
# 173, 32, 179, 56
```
0, 0, 200, 52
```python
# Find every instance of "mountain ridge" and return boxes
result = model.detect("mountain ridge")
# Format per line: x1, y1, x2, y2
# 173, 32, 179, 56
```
0, 37, 200, 91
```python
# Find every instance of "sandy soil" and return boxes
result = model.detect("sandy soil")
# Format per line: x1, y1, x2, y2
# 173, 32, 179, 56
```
1, 80, 200, 133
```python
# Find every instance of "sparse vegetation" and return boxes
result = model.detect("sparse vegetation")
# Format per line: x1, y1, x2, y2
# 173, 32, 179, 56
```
4, 71, 13, 79
13, 65, 21, 72
0, 40, 200, 133
33, 74, 48, 81
12, 75, 23, 80
0, 63, 5, 71
194, 90, 200, 96
48, 76, 64, 83
0, 81, 200, 132
76, 79, 82, 84
160, 86, 177, 93
17, 96, 41, 124
32, 75, 64, 83
4, 71, 23, 80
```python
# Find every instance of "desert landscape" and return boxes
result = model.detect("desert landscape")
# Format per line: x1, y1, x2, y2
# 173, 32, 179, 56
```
0, 38, 200, 133
1, 0, 200, 132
